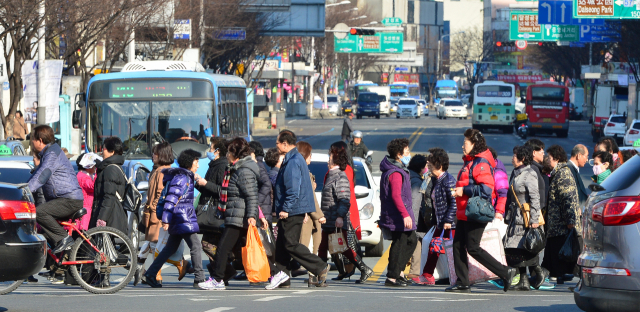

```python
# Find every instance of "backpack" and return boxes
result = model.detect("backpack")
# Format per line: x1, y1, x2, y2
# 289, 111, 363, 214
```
108, 165, 143, 213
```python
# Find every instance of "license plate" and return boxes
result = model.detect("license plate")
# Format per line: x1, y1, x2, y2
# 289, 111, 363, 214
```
543, 118, 552, 122
345, 109, 351, 112
490, 115, 498, 120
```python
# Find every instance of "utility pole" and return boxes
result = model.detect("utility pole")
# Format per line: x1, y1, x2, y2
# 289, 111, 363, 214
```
36, 0, 46, 125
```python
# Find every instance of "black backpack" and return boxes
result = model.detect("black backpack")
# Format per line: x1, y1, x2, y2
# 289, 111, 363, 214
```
108, 165, 143, 213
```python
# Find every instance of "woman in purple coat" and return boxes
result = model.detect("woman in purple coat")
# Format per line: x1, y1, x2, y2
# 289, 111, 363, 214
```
144, 149, 208, 289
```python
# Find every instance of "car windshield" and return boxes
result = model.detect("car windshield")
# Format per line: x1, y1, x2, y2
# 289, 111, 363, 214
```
88, 100, 214, 158
399, 100, 415, 105
445, 101, 463, 107
633, 123, 640, 130
0, 168, 33, 184
327, 96, 338, 102
418, 100, 426, 105
378, 95, 387, 102
358, 94, 378, 103
308, 161, 369, 192
610, 116, 626, 123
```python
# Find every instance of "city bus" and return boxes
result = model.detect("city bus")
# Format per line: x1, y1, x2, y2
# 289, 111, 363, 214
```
434, 80, 459, 105
347, 81, 377, 101
73, 61, 250, 181
472, 81, 516, 133
389, 82, 421, 100
526, 82, 570, 137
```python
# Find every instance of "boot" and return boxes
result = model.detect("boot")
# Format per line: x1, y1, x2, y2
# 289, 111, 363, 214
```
353, 255, 373, 284
532, 266, 546, 290
515, 273, 530, 291
308, 272, 318, 288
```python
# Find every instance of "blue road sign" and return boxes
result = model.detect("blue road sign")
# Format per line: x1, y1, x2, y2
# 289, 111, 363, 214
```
395, 67, 408, 71
538, 0, 604, 25
213, 28, 246, 40
579, 23, 621, 43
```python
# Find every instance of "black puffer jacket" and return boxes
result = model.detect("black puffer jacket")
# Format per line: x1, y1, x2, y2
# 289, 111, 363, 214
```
196, 157, 229, 207
320, 168, 351, 229
255, 156, 273, 223
90, 155, 128, 234
224, 156, 260, 228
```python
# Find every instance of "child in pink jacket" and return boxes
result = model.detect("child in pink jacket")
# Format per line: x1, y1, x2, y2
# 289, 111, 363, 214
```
74, 153, 100, 230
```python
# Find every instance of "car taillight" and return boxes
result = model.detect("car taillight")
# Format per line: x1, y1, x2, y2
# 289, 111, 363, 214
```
583, 267, 631, 276
630, 130, 639, 135
0, 200, 36, 220
607, 123, 615, 127
591, 196, 640, 226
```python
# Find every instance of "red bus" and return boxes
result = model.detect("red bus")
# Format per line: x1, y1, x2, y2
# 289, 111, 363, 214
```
526, 83, 570, 138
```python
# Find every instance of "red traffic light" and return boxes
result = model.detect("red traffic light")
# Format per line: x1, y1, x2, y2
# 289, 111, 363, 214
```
350, 28, 375, 36
496, 41, 502, 47
350, 28, 357, 35
538, 42, 543, 46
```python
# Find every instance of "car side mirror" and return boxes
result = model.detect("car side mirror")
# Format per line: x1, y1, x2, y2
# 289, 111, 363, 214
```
220, 115, 231, 135
354, 185, 370, 199
136, 181, 149, 191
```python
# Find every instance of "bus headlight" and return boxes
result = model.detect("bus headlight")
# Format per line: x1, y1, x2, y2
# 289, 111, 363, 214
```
359, 203, 375, 220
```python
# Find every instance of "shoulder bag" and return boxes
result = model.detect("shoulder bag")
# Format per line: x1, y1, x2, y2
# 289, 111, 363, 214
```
196, 195, 225, 233
464, 159, 495, 223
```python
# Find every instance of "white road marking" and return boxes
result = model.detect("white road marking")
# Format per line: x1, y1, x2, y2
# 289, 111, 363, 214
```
416, 299, 490, 302
293, 290, 313, 294
204, 308, 235, 312
190, 298, 220, 301
254, 295, 291, 301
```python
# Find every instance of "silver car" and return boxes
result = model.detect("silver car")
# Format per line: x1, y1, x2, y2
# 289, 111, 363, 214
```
574, 156, 640, 312
326, 95, 341, 116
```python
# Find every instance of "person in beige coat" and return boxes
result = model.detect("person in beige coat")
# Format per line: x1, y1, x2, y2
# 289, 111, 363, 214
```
297, 142, 326, 254
13, 111, 28, 140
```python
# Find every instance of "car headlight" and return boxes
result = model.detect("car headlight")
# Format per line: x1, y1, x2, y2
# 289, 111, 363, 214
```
359, 203, 374, 220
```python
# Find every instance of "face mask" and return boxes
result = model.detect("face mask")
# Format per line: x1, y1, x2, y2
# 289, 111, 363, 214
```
401, 155, 411, 166
422, 167, 429, 175
593, 164, 604, 176
206, 152, 216, 161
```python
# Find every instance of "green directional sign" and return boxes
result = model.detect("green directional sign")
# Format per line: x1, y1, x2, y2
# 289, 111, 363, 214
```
334, 33, 404, 53
382, 17, 403, 26
573, 0, 638, 19
509, 11, 579, 41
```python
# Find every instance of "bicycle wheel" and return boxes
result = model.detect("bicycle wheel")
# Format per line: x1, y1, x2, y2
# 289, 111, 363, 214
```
69, 227, 137, 294
0, 280, 24, 295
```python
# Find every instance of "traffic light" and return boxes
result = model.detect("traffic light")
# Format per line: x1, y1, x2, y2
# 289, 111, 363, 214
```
496, 41, 502, 47
502, 61, 512, 66
537, 42, 555, 47
496, 41, 515, 47
350, 28, 375, 36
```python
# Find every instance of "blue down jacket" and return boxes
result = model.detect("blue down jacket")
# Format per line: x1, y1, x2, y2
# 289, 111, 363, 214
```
161, 167, 198, 235
28, 143, 83, 202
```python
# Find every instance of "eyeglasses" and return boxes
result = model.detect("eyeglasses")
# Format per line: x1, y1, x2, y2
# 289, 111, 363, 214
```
588, 159, 595, 166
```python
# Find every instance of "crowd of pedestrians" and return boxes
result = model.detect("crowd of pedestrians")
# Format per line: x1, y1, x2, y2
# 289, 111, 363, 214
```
24, 123, 618, 292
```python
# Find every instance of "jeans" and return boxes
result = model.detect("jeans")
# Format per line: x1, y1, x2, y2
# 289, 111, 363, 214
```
386, 230, 417, 279
274, 214, 327, 276
453, 220, 509, 286
146, 232, 205, 282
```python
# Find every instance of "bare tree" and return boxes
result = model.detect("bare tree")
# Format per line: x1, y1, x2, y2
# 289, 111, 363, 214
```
450, 26, 493, 89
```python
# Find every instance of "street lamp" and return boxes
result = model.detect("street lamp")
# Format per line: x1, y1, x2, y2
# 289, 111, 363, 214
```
437, 31, 464, 78
339, 7, 358, 14
350, 15, 367, 20
360, 21, 378, 26
326, 0, 350, 7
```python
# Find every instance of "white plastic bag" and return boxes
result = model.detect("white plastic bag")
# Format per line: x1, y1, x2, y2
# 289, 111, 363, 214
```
420, 227, 450, 280
154, 227, 185, 262
485, 218, 508, 239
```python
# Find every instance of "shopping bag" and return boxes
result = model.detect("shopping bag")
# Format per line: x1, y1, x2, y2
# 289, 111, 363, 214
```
559, 228, 580, 264
430, 230, 452, 254
445, 228, 506, 286
420, 227, 450, 280
485, 218, 508, 239
154, 228, 185, 263
257, 225, 276, 257
328, 229, 349, 255
242, 224, 271, 283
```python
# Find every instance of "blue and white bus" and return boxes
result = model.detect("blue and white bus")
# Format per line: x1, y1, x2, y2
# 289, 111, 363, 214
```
434, 80, 459, 105
74, 61, 250, 181
347, 81, 377, 101
390, 82, 421, 101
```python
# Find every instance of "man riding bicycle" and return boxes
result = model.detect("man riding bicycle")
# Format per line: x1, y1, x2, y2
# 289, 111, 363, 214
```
28, 125, 84, 254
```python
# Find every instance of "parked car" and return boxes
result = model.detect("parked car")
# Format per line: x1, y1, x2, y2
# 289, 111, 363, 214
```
461, 94, 471, 105
0, 139, 28, 156
307, 153, 383, 257
0, 177, 46, 294
396, 98, 422, 119
326, 95, 341, 116
342, 100, 354, 115
438, 99, 468, 119
623, 119, 640, 146
355, 92, 380, 119
603, 114, 627, 144
574, 156, 640, 312
417, 99, 429, 116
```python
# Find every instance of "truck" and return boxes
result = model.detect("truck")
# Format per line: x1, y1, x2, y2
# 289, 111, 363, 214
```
591, 84, 628, 142
368, 86, 391, 117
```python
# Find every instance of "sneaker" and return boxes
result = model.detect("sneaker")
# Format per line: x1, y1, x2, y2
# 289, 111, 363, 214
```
49, 275, 64, 285
198, 277, 225, 290
413, 274, 435, 285
265, 272, 290, 290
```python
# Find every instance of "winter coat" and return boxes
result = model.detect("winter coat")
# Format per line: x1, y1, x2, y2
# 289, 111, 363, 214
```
142, 164, 170, 242
320, 168, 351, 229
568, 161, 590, 206
546, 162, 579, 238
269, 167, 279, 188
503, 165, 541, 249
379, 156, 416, 232
345, 164, 362, 239
161, 167, 198, 235
417, 176, 433, 235
196, 157, 229, 206
275, 148, 315, 216
90, 155, 128, 234
349, 140, 369, 159
341, 117, 353, 138
223, 156, 260, 228
530, 161, 549, 214
255, 156, 273, 223
12, 116, 28, 140
410, 170, 426, 236
455, 149, 496, 222
592, 169, 611, 185
430, 172, 458, 229
494, 159, 509, 216
75, 171, 95, 231
28, 143, 84, 202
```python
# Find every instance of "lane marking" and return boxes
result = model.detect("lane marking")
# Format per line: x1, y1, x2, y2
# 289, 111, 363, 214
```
254, 295, 291, 301
407, 127, 423, 143
369, 245, 391, 283
190, 298, 220, 301
204, 308, 235, 312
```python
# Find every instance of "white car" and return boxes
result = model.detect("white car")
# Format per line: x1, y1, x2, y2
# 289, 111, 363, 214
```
438, 99, 468, 119
623, 119, 640, 146
603, 114, 627, 144
396, 98, 422, 119
326, 95, 341, 116
308, 153, 383, 256
417, 99, 429, 116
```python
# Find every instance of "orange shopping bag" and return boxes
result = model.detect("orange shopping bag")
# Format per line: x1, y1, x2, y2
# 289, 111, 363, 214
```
242, 224, 271, 283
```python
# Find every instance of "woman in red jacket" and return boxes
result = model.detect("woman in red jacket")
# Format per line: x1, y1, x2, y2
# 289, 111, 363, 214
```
447, 129, 516, 293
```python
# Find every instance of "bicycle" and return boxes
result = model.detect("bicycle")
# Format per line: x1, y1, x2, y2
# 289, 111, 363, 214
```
1, 208, 137, 295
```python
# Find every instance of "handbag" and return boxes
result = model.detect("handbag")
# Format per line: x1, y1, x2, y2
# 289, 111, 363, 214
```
510, 184, 545, 227
465, 196, 495, 223
429, 230, 452, 254
524, 227, 545, 254
195, 194, 225, 233
328, 228, 349, 255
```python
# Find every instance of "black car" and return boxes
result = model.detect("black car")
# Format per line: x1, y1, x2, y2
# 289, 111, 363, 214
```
0, 182, 46, 294
342, 100, 354, 115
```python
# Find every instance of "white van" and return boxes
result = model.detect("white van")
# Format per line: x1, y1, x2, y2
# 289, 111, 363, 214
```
369, 86, 391, 117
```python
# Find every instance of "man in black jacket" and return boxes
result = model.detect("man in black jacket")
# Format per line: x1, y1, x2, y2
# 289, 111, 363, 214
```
341, 113, 354, 142
525, 139, 549, 212
568, 144, 590, 206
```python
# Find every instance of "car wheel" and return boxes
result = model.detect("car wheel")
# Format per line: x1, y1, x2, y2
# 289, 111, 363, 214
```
376, 115, 380, 119
396, 115, 400, 119
365, 233, 384, 257
0, 280, 23, 295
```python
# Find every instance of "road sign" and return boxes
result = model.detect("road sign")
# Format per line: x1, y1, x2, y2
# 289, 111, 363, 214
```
334, 33, 404, 53
509, 12, 579, 41
538, 0, 605, 25
333, 23, 349, 40
174, 19, 191, 40
579, 24, 621, 42
516, 40, 528, 49
213, 28, 246, 40
382, 17, 403, 27
395, 67, 409, 71
573, 0, 640, 19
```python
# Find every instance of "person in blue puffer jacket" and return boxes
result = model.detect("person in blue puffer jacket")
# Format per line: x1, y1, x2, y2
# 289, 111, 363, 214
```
28, 125, 84, 254
144, 149, 208, 290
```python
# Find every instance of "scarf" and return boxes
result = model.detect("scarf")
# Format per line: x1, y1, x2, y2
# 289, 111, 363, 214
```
217, 160, 238, 212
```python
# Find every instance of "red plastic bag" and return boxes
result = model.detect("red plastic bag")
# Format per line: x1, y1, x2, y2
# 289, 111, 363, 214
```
242, 224, 270, 283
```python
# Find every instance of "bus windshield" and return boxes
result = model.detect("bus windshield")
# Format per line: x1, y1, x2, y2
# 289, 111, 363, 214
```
408, 86, 420, 97
530, 87, 566, 100
436, 87, 457, 99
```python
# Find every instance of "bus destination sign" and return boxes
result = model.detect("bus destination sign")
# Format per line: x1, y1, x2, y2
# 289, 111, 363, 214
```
110, 81, 193, 99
